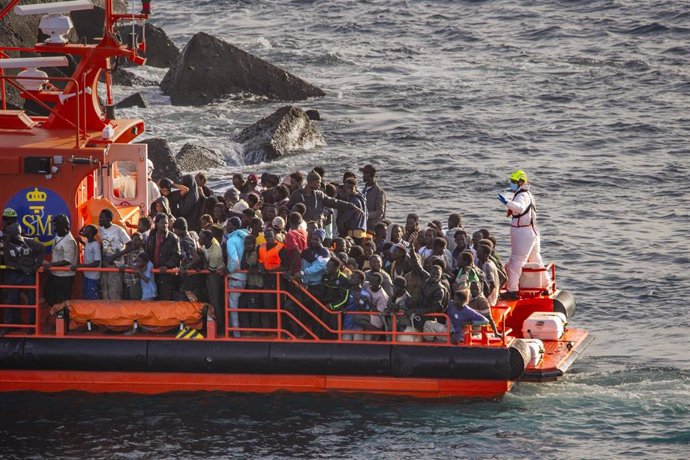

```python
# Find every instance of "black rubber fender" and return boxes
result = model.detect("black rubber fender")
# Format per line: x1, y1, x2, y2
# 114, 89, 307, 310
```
0, 338, 24, 368
552, 289, 576, 320
391, 345, 517, 380
148, 340, 271, 374
269, 342, 390, 376
21, 338, 148, 371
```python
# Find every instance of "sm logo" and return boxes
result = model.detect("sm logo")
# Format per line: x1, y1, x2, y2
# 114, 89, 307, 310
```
4, 187, 70, 253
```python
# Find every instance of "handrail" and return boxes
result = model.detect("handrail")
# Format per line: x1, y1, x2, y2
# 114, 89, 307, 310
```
0, 73, 85, 147
0, 265, 512, 346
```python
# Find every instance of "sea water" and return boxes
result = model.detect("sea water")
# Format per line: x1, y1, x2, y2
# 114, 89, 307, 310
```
1, 1, 688, 458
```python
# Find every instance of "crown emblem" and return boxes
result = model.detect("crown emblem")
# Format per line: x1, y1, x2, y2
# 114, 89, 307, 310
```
26, 187, 47, 202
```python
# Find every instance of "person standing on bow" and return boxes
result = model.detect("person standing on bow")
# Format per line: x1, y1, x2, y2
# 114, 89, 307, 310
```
496, 170, 545, 300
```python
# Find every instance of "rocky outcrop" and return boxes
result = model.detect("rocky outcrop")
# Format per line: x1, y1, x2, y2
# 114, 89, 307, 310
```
160, 32, 325, 106
235, 106, 326, 164
70, 0, 127, 44
111, 68, 158, 87
175, 144, 225, 172
305, 109, 322, 121
142, 138, 181, 183
115, 92, 147, 109
116, 22, 180, 68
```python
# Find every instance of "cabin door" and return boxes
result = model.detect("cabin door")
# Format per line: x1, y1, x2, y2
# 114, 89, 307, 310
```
102, 143, 149, 216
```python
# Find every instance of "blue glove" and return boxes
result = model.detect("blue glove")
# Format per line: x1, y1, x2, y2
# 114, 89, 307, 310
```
497, 193, 508, 205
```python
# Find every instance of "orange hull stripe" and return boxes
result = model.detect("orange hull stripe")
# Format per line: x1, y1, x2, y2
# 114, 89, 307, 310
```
0, 370, 513, 399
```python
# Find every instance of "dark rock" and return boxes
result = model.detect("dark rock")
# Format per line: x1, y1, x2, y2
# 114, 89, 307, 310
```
110, 68, 158, 86
160, 32, 325, 106
236, 106, 326, 164
305, 109, 322, 121
141, 138, 181, 183
117, 22, 180, 68
70, 0, 127, 44
115, 92, 147, 109
175, 144, 225, 172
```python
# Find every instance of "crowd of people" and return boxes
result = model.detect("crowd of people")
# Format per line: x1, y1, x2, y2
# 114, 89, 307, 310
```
1, 163, 544, 342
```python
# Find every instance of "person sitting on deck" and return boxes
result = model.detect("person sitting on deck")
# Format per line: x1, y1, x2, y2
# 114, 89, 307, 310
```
468, 280, 498, 335
71, 224, 101, 300
447, 290, 490, 344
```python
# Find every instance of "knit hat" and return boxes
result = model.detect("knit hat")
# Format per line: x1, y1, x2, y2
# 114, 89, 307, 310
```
313, 228, 326, 241
228, 216, 242, 228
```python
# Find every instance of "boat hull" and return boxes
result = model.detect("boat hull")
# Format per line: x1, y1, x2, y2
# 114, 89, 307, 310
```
0, 370, 514, 399
0, 337, 526, 398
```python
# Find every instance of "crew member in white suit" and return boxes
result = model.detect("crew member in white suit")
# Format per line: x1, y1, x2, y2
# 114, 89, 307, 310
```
497, 170, 545, 300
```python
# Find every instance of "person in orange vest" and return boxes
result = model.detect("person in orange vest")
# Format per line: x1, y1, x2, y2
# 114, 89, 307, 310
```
258, 227, 285, 332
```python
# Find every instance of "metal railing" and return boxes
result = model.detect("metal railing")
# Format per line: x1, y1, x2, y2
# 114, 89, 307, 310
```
0, 265, 510, 347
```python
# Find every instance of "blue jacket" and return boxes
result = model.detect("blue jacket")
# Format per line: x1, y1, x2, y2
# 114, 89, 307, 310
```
300, 246, 330, 285
447, 302, 489, 334
226, 229, 249, 280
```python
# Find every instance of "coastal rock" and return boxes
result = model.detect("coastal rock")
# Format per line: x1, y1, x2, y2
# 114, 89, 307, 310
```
140, 23, 180, 68
141, 138, 181, 183
305, 109, 322, 121
236, 105, 326, 164
110, 68, 158, 87
160, 32, 325, 106
175, 143, 225, 172
115, 92, 147, 109
71, 0, 127, 44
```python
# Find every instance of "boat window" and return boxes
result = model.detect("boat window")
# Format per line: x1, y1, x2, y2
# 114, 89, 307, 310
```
112, 160, 138, 199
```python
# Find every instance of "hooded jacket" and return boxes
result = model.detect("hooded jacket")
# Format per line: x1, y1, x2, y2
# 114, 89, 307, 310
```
226, 228, 249, 280
178, 174, 203, 233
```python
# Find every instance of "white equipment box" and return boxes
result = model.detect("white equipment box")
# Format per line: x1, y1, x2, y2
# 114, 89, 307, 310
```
522, 312, 567, 341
